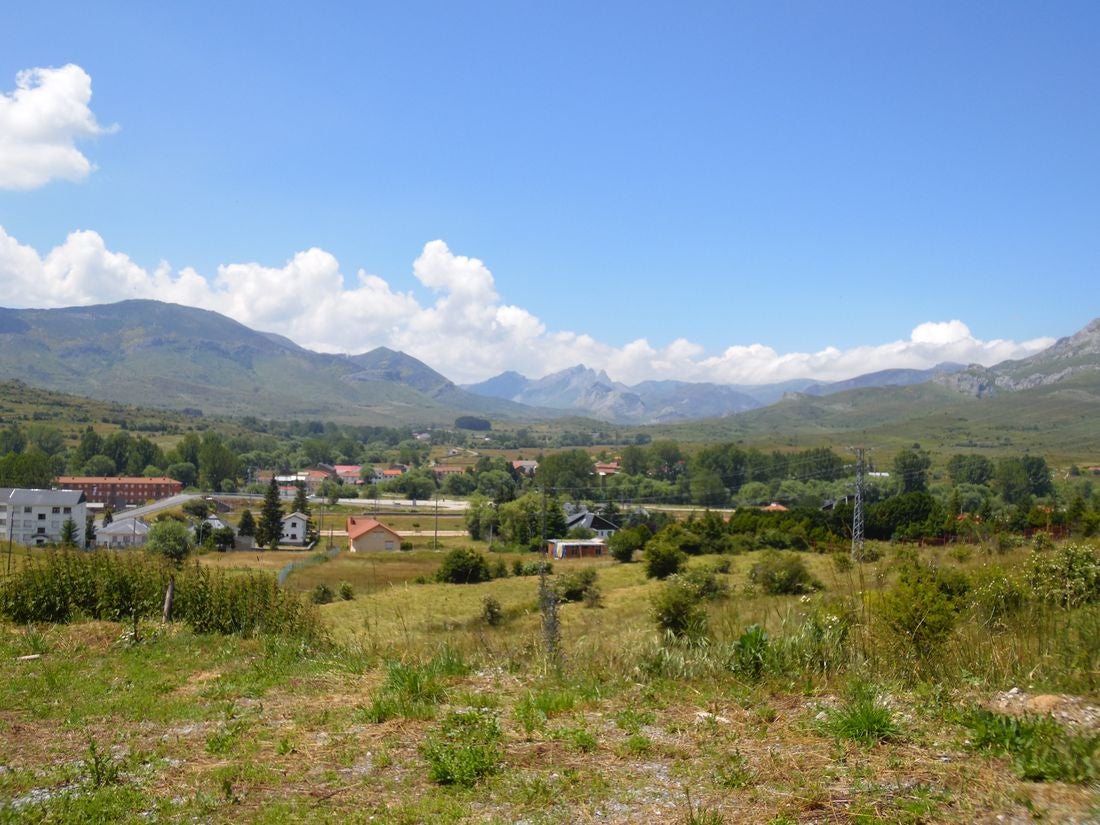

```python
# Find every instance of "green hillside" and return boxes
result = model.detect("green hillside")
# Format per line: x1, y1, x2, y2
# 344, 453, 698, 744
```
0, 301, 540, 426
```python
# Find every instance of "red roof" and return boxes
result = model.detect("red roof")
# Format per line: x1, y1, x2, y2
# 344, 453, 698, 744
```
346, 517, 400, 541
58, 476, 180, 485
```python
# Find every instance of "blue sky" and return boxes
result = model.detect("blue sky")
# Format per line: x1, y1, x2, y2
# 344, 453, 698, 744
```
1, 1, 1097, 384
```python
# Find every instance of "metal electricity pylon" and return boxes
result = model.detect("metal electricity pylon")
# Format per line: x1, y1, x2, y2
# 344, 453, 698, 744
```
849, 446, 866, 561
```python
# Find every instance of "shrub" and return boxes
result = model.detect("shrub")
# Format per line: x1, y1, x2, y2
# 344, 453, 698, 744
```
554, 568, 599, 603
310, 583, 335, 604
749, 550, 821, 595
0, 551, 322, 641
728, 624, 769, 680
400, 540, 413, 551
652, 579, 708, 639
338, 581, 354, 601
1026, 542, 1100, 608
421, 710, 502, 786
678, 566, 728, 600
609, 526, 649, 563
513, 560, 551, 577
644, 539, 685, 580
481, 596, 503, 626
877, 560, 966, 657
436, 548, 492, 584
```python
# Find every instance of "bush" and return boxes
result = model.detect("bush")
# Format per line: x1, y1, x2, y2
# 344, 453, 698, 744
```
513, 559, 551, 577
1027, 542, 1100, 608
609, 526, 649, 563
310, 583, 335, 604
421, 710, 502, 786
338, 581, 354, 601
0, 550, 322, 641
436, 549, 492, 584
749, 550, 821, 595
554, 568, 599, 603
652, 579, 708, 639
877, 560, 967, 657
728, 624, 769, 680
644, 539, 685, 580
678, 566, 728, 600
481, 596, 503, 626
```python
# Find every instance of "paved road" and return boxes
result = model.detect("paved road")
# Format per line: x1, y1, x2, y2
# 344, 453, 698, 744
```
99, 493, 200, 524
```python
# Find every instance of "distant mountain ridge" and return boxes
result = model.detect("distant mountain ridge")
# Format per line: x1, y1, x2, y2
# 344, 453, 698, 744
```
0, 301, 541, 425
938, 319, 1100, 397
463, 361, 970, 423
0, 300, 1096, 430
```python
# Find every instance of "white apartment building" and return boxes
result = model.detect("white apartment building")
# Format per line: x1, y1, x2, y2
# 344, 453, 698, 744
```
0, 488, 87, 547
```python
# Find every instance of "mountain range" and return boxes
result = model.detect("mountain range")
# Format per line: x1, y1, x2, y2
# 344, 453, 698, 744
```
0, 301, 1097, 438
462, 363, 968, 423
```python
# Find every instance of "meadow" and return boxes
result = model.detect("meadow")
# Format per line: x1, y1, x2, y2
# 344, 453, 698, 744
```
1, 530, 1098, 824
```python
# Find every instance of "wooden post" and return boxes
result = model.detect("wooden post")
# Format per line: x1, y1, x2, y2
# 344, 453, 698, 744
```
162, 573, 175, 623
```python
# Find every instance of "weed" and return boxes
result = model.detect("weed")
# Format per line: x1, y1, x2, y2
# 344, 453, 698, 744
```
310, 582, 335, 604
615, 707, 655, 734
728, 624, 769, 680
85, 739, 122, 788
420, 709, 503, 786
338, 581, 354, 600
821, 681, 901, 744
552, 725, 597, 752
515, 686, 577, 734
961, 708, 1099, 783
714, 750, 754, 789
622, 733, 653, 756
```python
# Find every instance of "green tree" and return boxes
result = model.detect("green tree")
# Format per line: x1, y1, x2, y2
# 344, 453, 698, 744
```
256, 477, 284, 549
59, 517, 79, 548
893, 448, 931, 494
0, 424, 26, 455
0, 449, 57, 488
237, 509, 256, 538
497, 492, 566, 548
947, 454, 994, 486
166, 461, 198, 488
197, 433, 239, 490
82, 454, 117, 476
70, 426, 103, 468
536, 450, 595, 497
26, 424, 65, 457
147, 519, 193, 568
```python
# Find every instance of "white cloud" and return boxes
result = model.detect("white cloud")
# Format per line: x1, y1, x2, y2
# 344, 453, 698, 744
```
0, 225, 1055, 386
0, 64, 115, 189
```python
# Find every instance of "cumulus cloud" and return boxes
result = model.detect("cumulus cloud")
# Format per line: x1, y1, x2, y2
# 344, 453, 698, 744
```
0, 64, 115, 189
0, 225, 1055, 385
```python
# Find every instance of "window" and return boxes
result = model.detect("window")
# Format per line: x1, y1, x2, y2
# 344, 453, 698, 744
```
38, 513, 46, 520
63, 507, 71, 514
37, 527, 45, 535
52, 507, 60, 514
23, 506, 31, 513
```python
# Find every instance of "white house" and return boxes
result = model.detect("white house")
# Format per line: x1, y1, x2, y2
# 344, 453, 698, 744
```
96, 517, 149, 548
1, 488, 87, 547
280, 511, 311, 546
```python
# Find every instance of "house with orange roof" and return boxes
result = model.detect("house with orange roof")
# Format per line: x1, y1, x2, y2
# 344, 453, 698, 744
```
346, 516, 402, 552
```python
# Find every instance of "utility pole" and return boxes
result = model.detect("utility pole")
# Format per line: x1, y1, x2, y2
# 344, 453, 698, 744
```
849, 446, 866, 561
434, 496, 439, 549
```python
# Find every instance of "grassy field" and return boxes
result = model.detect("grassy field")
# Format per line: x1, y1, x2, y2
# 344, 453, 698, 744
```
2, 538, 1099, 823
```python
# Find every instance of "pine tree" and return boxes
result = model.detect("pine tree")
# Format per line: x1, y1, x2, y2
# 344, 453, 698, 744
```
257, 477, 284, 549
237, 508, 256, 537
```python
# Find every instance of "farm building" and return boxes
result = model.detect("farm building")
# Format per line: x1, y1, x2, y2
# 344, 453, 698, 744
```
545, 538, 607, 560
